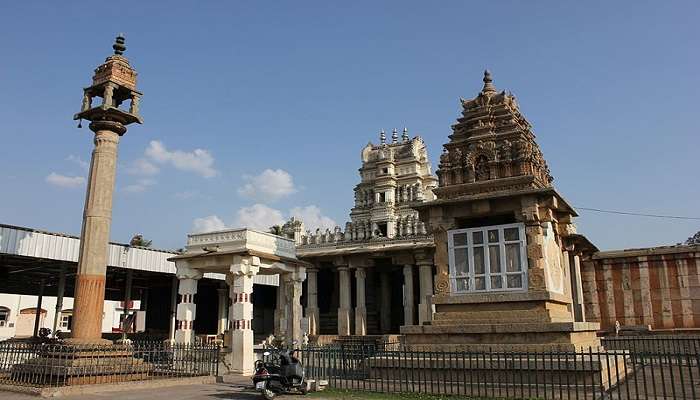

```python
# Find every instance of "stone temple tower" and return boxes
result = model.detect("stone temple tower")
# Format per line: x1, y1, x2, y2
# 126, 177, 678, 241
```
70, 35, 143, 343
349, 128, 438, 239
404, 71, 600, 352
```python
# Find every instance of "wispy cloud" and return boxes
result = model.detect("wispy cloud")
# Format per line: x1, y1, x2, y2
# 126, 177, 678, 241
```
238, 169, 296, 201
145, 140, 218, 178
123, 179, 156, 193
126, 158, 160, 176
66, 155, 89, 171
191, 215, 227, 233
46, 172, 85, 188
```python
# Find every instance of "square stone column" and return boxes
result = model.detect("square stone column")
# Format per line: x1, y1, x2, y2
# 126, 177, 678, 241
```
403, 265, 415, 326
217, 283, 229, 335
227, 256, 260, 375
354, 267, 367, 335
417, 261, 434, 325
337, 266, 352, 335
274, 276, 287, 338
174, 263, 203, 344
380, 271, 392, 333
305, 268, 319, 336
285, 269, 305, 347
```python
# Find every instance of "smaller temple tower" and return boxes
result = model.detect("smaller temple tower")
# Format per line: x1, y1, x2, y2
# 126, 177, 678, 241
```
349, 129, 438, 239
403, 71, 600, 352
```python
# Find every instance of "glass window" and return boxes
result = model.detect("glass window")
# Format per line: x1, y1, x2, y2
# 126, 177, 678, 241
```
0, 307, 8, 327
453, 233, 467, 246
489, 245, 501, 273
447, 223, 527, 293
488, 230, 499, 243
504, 228, 519, 241
473, 247, 485, 275
505, 243, 522, 272
454, 248, 469, 276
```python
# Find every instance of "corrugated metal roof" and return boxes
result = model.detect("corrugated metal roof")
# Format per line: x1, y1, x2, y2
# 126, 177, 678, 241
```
0, 223, 278, 286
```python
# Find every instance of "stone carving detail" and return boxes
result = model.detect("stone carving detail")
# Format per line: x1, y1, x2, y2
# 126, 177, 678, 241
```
436, 71, 554, 198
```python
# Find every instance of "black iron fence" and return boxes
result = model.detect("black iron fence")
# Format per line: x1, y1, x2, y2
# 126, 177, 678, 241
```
302, 339, 700, 399
602, 335, 700, 356
0, 341, 219, 388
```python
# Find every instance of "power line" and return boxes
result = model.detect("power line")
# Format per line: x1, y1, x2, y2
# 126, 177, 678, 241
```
576, 207, 700, 221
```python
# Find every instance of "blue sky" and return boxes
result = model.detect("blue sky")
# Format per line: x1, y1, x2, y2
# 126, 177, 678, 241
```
0, 1, 698, 251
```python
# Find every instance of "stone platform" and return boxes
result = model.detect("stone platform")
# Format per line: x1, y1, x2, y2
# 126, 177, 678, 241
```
401, 291, 601, 352
364, 352, 629, 396
8, 344, 153, 386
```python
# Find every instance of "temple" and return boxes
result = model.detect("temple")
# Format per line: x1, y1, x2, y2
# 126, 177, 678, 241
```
401, 71, 600, 350
293, 130, 438, 336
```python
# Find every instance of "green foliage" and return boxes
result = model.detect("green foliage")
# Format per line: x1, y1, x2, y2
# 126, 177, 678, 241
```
269, 225, 283, 235
129, 234, 152, 247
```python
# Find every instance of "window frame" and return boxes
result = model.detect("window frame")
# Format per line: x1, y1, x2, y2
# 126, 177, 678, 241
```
447, 222, 528, 294
0, 307, 9, 327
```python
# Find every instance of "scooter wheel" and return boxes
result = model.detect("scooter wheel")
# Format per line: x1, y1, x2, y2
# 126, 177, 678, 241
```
299, 387, 308, 395
262, 385, 276, 400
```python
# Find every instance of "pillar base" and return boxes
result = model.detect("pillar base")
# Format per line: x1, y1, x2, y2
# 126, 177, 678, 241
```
230, 329, 254, 375
338, 308, 352, 336
8, 343, 153, 386
354, 307, 367, 336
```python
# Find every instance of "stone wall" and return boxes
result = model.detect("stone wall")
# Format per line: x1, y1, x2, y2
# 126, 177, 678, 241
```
582, 245, 700, 332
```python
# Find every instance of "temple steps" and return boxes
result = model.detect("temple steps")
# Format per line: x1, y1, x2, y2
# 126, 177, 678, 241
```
432, 309, 573, 324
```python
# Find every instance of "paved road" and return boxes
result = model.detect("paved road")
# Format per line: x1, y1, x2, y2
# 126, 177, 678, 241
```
1, 378, 276, 400
3, 383, 258, 399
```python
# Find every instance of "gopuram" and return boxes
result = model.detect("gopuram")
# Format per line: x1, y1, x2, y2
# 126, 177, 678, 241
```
293, 130, 439, 338
400, 71, 601, 351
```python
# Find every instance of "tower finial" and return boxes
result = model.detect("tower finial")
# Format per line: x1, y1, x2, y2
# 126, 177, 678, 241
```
380, 129, 386, 145
391, 128, 398, 143
482, 69, 496, 94
402, 127, 409, 141
113, 34, 126, 55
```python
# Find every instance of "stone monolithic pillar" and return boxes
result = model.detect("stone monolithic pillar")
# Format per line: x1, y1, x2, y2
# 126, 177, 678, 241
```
52, 266, 67, 336
305, 268, 320, 336
217, 283, 229, 336
174, 264, 203, 344
337, 266, 352, 336
121, 269, 133, 336
71, 123, 125, 342
168, 276, 178, 342
274, 276, 287, 338
380, 271, 392, 333
354, 267, 367, 336
403, 265, 415, 326
418, 260, 434, 324
228, 256, 259, 375
33, 279, 46, 338
285, 269, 305, 347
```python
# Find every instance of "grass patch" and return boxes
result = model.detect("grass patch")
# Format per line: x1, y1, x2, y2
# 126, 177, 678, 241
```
307, 388, 518, 400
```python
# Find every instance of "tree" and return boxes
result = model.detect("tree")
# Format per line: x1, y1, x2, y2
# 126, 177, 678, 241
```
269, 225, 283, 236
129, 234, 152, 247
685, 231, 700, 245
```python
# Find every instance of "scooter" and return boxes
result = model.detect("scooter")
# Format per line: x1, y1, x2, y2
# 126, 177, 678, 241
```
252, 343, 306, 400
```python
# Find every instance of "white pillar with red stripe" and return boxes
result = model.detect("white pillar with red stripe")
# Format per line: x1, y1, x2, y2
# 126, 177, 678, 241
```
227, 255, 260, 374
174, 262, 203, 344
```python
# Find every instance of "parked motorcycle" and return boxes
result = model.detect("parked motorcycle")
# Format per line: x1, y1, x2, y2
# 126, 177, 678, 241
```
252, 343, 306, 400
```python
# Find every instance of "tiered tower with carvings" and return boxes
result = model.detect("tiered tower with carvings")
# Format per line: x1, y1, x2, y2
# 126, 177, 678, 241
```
435, 70, 552, 201
349, 129, 438, 240
295, 129, 437, 245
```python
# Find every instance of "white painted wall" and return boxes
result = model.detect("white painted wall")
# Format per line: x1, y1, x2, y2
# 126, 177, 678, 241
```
0, 293, 140, 341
